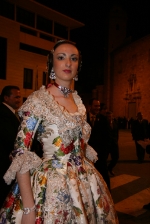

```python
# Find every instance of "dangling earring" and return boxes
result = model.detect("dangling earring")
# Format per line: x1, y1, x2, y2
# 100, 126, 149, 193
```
73, 72, 78, 81
49, 68, 56, 79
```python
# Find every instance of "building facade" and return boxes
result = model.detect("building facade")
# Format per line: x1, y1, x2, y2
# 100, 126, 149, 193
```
104, 5, 150, 121
0, 0, 84, 102
104, 5, 127, 110
109, 35, 150, 120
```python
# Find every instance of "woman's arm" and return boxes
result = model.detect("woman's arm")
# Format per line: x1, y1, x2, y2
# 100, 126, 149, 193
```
14, 113, 43, 223
17, 172, 36, 224
17, 171, 34, 208
14, 112, 42, 223
3, 112, 42, 223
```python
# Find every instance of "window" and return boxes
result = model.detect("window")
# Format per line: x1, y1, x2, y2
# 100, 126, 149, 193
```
16, 7, 35, 27
23, 68, 33, 89
0, 36, 7, 80
54, 22, 68, 39
0, 1, 14, 20
20, 43, 49, 56
40, 33, 54, 42
20, 26, 37, 36
37, 15, 52, 34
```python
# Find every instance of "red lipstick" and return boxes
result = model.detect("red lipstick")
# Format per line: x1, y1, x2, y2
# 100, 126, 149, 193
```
63, 70, 71, 73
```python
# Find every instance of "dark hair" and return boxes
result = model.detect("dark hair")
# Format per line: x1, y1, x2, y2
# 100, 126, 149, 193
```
137, 112, 142, 116
89, 98, 99, 106
1, 85, 20, 102
47, 40, 82, 76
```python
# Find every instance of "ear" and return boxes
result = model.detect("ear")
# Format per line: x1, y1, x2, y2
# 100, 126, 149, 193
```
4, 95, 9, 102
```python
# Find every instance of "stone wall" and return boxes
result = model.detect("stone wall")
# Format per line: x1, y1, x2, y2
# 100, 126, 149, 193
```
110, 35, 150, 121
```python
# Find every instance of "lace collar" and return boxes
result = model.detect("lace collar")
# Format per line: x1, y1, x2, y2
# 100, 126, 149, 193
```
43, 86, 86, 117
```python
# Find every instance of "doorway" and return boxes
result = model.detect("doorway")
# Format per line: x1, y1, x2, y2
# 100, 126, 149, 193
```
128, 102, 136, 119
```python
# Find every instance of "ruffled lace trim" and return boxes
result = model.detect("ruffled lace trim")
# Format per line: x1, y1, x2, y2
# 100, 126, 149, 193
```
4, 151, 42, 185
19, 86, 86, 118
86, 144, 98, 163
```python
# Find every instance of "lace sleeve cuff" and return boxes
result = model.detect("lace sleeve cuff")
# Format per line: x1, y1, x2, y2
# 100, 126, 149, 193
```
4, 151, 42, 185
85, 144, 98, 163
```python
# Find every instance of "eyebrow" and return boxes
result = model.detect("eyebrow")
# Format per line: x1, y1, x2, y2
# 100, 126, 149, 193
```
56, 53, 78, 56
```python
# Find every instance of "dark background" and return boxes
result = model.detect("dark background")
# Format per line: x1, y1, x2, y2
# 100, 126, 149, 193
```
35, 0, 150, 93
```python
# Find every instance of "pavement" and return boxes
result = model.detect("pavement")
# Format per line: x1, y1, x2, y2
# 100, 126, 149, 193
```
109, 129, 150, 224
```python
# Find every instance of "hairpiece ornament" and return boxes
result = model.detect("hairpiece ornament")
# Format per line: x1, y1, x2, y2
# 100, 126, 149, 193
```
54, 82, 74, 97
57, 40, 65, 44
49, 68, 56, 79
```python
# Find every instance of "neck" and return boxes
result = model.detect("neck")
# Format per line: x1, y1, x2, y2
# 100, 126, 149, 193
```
55, 79, 72, 89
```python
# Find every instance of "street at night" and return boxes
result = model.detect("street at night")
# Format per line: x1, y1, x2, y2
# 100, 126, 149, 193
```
110, 129, 150, 224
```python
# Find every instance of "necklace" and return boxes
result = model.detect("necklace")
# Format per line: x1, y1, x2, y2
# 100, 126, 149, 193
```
53, 82, 74, 97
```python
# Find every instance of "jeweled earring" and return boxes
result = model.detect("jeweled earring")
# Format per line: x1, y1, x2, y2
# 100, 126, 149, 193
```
49, 68, 56, 79
73, 73, 78, 81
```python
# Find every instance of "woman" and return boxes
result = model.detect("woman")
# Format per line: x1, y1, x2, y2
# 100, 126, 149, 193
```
0, 40, 118, 223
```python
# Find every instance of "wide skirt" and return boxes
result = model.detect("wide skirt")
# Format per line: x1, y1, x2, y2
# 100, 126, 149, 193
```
0, 158, 118, 224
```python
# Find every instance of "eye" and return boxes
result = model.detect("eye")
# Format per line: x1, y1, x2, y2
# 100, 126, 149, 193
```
57, 56, 64, 60
71, 57, 78, 62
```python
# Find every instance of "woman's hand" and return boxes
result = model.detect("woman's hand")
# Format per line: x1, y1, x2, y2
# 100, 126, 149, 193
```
21, 211, 36, 224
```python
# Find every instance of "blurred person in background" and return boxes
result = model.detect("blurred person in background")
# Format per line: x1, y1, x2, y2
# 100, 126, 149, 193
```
89, 103, 111, 190
106, 111, 119, 176
87, 98, 100, 128
0, 85, 21, 206
131, 112, 149, 163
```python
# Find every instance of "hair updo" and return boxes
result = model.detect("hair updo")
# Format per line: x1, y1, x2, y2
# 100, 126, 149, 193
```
47, 40, 82, 76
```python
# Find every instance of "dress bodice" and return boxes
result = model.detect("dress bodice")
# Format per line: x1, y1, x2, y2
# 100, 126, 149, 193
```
19, 86, 91, 147
41, 124, 59, 159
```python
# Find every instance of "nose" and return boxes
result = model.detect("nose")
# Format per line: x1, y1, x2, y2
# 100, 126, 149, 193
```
65, 58, 71, 67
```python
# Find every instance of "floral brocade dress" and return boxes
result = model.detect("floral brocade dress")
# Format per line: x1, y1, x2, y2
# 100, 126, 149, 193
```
0, 86, 118, 224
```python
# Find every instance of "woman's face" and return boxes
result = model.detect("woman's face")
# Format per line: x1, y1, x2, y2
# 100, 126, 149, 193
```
53, 43, 79, 82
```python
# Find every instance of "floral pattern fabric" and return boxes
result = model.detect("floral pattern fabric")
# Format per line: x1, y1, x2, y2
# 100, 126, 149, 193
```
0, 86, 118, 224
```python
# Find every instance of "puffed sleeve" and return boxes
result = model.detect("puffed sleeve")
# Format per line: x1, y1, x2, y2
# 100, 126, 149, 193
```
4, 108, 42, 185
